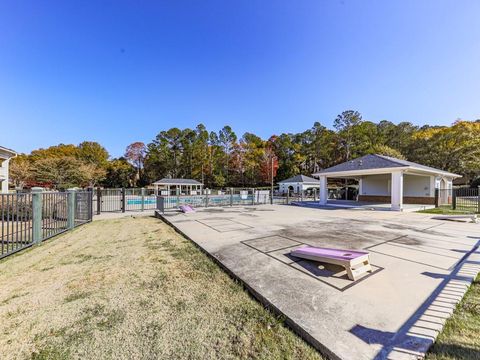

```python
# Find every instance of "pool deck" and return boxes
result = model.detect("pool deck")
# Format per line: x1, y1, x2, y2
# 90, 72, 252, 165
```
293, 200, 435, 212
157, 205, 480, 360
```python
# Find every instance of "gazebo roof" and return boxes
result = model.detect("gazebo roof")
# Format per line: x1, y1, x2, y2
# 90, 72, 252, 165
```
152, 178, 203, 186
312, 154, 461, 178
278, 175, 319, 184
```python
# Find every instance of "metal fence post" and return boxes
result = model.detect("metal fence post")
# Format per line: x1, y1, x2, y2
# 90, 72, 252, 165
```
96, 187, 101, 215
121, 188, 126, 213
252, 188, 255, 205
87, 187, 93, 220
477, 186, 480, 214
67, 188, 76, 229
176, 188, 180, 208
156, 196, 165, 214
286, 190, 289, 205
141, 187, 145, 212
434, 188, 439, 208
31, 187, 43, 244
205, 189, 209, 208
452, 188, 457, 210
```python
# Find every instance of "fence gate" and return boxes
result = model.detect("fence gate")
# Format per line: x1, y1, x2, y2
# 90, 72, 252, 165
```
94, 188, 157, 214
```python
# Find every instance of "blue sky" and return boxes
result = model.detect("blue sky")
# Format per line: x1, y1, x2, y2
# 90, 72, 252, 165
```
1, 1, 479, 157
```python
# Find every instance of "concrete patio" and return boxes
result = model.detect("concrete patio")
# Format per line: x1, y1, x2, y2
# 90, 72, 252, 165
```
297, 200, 435, 212
157, 205, 480, 360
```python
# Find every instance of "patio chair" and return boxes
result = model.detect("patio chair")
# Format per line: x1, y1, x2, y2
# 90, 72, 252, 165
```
290, 246, 372, 281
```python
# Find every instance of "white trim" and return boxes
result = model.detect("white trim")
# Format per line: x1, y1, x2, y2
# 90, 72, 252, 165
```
0, 146, 17, 157
313, 166, 460, 179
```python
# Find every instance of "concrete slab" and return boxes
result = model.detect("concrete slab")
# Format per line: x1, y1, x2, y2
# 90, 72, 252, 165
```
295, 200, 435, 213
157, 205, 480, 360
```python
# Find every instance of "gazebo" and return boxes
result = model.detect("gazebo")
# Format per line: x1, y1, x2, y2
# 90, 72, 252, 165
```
312, 154, 461, 211
152, 178, 204, 196
278, 175, 319, 194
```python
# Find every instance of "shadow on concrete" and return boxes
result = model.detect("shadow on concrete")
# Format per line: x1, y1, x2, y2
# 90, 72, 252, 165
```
350, 239, 480, 359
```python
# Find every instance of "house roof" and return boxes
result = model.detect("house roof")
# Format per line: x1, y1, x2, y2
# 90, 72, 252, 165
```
0, 146, 17, 157
152, 178, 203, 185
312, 154, 461, 178
278, 175, 319, 184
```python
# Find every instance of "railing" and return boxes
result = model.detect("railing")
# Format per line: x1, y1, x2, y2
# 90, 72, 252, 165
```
93, 188, 157, 213
0, 192, 33, 258
0, 188, 93, 260
156, 188, 322, 212
435, 187, 480, 213
92, 187, 324, 214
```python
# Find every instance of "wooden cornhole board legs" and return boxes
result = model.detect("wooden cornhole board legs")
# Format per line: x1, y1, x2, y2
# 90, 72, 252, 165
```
291, 248, 373, 281
346, 258, 373, 281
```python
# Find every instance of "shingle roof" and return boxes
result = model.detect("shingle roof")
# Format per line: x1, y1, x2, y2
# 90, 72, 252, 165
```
278, 175, 319, 184
314, 154, 460, 177
153, 178, 203, 185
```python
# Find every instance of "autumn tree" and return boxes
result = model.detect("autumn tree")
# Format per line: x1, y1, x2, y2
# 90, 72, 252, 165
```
124, 142, 147, 186
9, 155, 33, 189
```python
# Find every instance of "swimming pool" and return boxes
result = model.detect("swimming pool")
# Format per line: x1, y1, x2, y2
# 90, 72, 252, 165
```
127, 198, 157, 205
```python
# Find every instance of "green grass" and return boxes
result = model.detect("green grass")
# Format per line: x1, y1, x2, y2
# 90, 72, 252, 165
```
426, 274, 480, 359
417, 207, 478, 215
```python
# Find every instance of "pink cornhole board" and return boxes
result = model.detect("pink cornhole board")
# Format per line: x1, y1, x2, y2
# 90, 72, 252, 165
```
291, 246, 372, 281
179, 205, 196, 213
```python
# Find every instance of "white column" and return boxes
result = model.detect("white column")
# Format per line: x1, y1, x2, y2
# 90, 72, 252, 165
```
391, 171, 404, 211
429, 176, 435, 197
319, 176, 328, 205
1, 159, 9, 193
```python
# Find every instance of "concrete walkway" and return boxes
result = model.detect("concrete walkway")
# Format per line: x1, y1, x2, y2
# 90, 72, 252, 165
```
158, 205, 480, 360
294, 200, 435, 212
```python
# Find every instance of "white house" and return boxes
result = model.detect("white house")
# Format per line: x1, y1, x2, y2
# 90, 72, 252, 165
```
152, 178, 204, 196
312, 154, 461, 211
0, 146, 17, 193
278, 175, 320, 194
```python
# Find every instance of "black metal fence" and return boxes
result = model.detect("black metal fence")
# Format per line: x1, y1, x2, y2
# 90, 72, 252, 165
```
93, 188, 157, 214
0, 189, 93, 260
75, 191, 94, 226
435, 187, 480, 213
155, 187, 321, 212
0, 192, 33, 258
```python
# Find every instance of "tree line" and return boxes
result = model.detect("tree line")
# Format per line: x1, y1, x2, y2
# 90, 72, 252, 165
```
9, 111, 480, 190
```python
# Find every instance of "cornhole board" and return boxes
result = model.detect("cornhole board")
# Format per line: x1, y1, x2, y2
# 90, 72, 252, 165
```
290, 246, 372, 281
179, 205, 196, 213
432, 214, 478, 223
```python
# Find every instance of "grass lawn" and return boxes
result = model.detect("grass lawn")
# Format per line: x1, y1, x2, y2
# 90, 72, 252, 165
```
0, 216, 323, 360
417, 207, 478, 215
426, 274, 480, 359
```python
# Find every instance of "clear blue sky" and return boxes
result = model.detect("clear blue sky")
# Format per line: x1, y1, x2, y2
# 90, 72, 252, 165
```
1, 0, 479, 157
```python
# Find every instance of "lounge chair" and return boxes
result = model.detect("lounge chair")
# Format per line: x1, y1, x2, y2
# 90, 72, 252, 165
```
290, 246, 372, 281
179, 205, 196, 213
